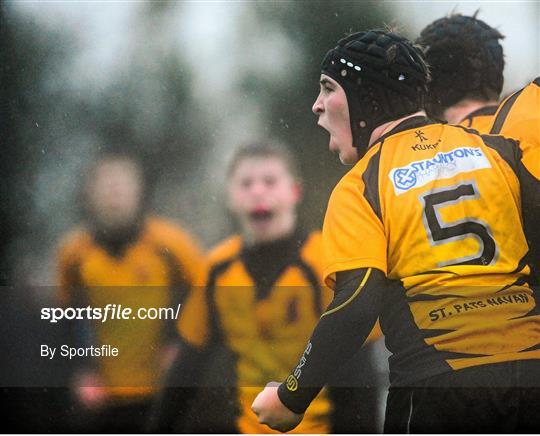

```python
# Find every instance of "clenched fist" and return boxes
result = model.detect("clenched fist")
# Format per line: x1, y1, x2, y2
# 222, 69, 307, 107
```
251, 382, 304, 433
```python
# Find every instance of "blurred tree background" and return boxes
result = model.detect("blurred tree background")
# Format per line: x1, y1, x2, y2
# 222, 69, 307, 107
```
0, 4, 74, 286
1, 2, 211, 288
1, 1, 389, 287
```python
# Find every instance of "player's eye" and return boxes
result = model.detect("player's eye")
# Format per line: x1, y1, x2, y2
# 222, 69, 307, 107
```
321, 83, 334, 94
240, 178, 252, 189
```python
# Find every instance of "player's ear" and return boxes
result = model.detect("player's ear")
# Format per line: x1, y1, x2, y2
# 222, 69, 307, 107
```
292, 181, 303, 204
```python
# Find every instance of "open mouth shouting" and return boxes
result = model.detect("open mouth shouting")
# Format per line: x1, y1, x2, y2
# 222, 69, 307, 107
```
249, 206, 274, 223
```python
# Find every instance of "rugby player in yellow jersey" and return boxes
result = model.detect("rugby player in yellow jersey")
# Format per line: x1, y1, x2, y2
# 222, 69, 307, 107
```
252, 30, 540, 433
490, 76, 540, 165
417, 13, 504, 132
149, 142, 384, 433
490, 76, 540, 281
57, 153, 205, 432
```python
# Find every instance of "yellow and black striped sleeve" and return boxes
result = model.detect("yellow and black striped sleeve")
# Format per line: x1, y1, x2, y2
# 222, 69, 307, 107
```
277, 267, 388, 414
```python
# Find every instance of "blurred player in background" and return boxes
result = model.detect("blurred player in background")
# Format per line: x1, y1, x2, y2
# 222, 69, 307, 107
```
417, 13, 505, 132
252, 30, 540, 433
150, 142, 385, 433
57, 153, 205, 432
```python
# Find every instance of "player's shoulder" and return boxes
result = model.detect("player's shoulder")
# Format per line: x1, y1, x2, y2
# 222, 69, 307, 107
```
494, 77, 539, 117
300, 229, 322, 253
207, 235, 242, 268
298, 229, 323, 265
302, 229, 322, 248
145, 215, 199, 247
522, 76, 540, 92
57, 225, 93, 262
145, 215, 189, 236
521, 77, 540, 101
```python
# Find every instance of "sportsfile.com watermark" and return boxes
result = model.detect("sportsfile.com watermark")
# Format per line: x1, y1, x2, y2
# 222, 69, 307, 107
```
41, 303, 182, 323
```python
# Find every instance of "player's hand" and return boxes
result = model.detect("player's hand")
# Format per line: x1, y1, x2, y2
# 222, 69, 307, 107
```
251, 382, 304, 433
160, 342, 180, 371
74, 371, 108, 410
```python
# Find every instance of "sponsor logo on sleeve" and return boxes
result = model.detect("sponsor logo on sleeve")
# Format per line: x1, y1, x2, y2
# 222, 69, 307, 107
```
389, 147, 491, 195
285, 375, 298, 391
286, 342, 312, 391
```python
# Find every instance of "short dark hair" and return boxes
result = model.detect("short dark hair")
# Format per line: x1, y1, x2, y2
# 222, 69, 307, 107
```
226, 141, 300, 181
417, 12, 505, 118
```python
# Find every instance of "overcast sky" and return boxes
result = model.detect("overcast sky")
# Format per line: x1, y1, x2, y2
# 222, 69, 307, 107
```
13, 1, 539, 95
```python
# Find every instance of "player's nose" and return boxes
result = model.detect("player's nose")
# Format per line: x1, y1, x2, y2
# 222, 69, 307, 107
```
250, 180, 266, 196
312, 93, 324, 115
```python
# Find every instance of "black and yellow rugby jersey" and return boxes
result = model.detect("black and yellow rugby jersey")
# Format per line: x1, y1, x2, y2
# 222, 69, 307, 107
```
490, 77, 540, 179
458, 104, 499, 133
490, 78, 540, 282
58, 216, 205, 400
179, 230, 337, 434
323, 116, 539, 387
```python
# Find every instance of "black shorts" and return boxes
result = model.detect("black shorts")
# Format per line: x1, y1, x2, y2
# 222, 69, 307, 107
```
384, 360, 540, 433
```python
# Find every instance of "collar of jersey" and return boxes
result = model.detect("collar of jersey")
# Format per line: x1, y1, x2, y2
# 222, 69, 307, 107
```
460, 104, 499, 124
371, 115, 439, 148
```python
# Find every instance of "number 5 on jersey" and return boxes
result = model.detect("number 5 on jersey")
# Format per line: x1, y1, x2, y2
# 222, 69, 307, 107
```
420, 183, 498, 268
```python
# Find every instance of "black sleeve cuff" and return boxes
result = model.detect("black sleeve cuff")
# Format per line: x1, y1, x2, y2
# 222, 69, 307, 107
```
277, 382, 321, 415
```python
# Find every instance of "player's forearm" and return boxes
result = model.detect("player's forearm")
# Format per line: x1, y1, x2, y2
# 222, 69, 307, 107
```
277, 268, 385, 414
147, 340, 207, 432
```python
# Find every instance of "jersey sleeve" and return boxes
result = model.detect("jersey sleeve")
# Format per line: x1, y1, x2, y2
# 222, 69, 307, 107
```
56, 229, 86, 306
176, 275, 210, 349
162, 225, 207, 288
277, 268, 385, 414
322, 171, 387, 288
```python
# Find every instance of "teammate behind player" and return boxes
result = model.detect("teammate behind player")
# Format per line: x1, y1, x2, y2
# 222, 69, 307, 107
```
417, 13, 505, 132
57, 153, 205, 432
490, 77, 540, 279
252, 30, 540, 433
150, 142, 384, 433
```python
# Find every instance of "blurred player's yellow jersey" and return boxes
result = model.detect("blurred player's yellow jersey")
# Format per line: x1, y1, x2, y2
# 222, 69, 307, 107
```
58, 216, 205, 400
490, 77, 540, 178
179, 231, 334, 434
458, 104, 498, 133
323, 116, 539, 386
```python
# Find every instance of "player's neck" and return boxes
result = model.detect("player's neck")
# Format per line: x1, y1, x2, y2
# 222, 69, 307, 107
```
369, 111, 426, 146
443, 99, 498, 125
